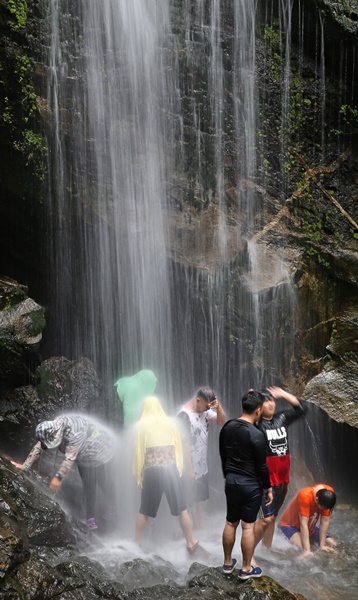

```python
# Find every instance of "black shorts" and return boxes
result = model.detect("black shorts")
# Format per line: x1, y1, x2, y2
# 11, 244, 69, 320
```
182, 472, 209, 507
258, 482, 288, 518
225, 473, 262, 524
139, 465, 187, 518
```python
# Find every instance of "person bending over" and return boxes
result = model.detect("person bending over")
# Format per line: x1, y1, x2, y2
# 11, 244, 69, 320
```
278, 484, 337, 555
11, 413, 116, 530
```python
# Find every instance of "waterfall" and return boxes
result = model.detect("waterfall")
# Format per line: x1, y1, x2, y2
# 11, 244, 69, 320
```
44, 0, 309, 412
45, 0, 175, 393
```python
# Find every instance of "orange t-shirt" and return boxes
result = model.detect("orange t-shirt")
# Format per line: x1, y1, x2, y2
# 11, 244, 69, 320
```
279, 484, 334, 535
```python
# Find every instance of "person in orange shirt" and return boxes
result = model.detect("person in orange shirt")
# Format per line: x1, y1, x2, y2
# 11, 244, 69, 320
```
278, 484, 337, 555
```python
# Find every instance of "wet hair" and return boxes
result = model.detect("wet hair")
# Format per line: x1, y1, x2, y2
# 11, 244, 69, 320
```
242, 390, 266, 414
258, 389, 274, 401
316, 488, 337, 511
195, 386, 216, 404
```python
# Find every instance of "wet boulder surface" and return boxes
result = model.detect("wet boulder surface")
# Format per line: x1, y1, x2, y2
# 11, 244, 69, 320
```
0, 455, 305, 599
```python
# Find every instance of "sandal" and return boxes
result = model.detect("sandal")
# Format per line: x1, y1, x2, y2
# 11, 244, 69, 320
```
238, 565, 262, 580
223, 558, 237, 574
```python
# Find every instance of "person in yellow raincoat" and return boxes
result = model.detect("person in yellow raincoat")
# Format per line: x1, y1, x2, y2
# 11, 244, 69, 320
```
133, 396, 199, 553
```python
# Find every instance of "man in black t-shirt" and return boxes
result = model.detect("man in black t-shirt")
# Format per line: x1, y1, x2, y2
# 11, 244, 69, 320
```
254, 387, 306, 549
220, 391, 273, 580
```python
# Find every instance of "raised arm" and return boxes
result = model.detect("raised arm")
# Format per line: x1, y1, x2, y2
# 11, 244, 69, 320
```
209, 396, 226, 425
267, 386, 300, 407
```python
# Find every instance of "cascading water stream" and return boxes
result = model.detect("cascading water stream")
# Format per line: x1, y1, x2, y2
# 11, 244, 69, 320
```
46, 0, 175, 393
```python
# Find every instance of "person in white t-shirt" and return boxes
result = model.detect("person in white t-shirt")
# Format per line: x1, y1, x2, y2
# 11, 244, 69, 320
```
178, 386, 226, 528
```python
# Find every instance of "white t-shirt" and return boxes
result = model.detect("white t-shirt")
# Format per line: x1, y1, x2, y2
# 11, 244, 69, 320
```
178, 407, 216, 479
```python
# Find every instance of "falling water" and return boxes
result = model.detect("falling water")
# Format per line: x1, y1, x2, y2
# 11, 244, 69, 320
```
45, 0, 175, 392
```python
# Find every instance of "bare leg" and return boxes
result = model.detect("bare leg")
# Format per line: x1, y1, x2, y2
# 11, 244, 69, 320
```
261, 517, 276, 548
254, 517, 267, 547
191, 502, 202, 530
289, 531, 304, 549
179, 509, 198, 549
222, 520, 239, 566
134, 513, 149, 544
241, 521, 256, 572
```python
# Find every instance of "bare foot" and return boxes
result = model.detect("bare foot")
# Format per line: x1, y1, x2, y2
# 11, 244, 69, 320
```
187, 540, 199, 554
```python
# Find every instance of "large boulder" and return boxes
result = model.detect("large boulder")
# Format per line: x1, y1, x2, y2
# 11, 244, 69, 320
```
0, 456, 80, 562
0, 278, 45, 385
301, 301, 358, 426
36, 356, 104, 415
0, 355, 107, 457
315, 0, 358, 35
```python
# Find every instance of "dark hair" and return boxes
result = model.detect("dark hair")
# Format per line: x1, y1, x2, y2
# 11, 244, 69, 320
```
242, 390, 265, 414
258, 389, 274, 401
316, 488, 336, 511
195, 386, 216, 404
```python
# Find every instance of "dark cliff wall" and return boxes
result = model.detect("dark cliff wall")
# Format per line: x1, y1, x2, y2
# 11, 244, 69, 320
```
0, 0, 46, 287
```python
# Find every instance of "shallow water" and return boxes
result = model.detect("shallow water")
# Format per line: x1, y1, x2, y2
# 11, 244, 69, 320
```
85, 503, 358, 600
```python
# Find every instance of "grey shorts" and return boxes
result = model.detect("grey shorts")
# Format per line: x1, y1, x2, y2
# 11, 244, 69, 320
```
182, 472, 209, 507
139, 465, 187, 517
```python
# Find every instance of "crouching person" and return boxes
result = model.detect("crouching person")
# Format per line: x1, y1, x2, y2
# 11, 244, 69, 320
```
278, 484, 337, 555
11, 414, 117, 530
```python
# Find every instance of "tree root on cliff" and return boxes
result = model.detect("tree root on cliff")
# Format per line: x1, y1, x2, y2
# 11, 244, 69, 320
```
287, 147, 358, 231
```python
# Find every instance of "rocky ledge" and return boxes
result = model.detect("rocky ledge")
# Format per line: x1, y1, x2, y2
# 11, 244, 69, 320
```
0, 455, 305, 599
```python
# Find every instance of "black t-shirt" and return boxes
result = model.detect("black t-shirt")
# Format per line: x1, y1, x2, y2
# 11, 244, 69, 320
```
219, 418, 270, 489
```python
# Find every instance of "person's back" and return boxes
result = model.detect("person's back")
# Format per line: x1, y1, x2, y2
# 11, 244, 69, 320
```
219, 418, 268, 483
133, 396, 198, 553
60, 414, 114, 468
278, 484, 337, 555
220, 390, 272, 580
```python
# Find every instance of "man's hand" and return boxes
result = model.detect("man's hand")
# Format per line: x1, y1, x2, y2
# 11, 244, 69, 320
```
209, 397, 226, 425
320, 545, 337, 554
11, 461, 25, 471
298, 550, 313, 559
267, 386, 299, 407
209, 397, 219, 410
265, 488, 273, 505
49, 477, 62, 493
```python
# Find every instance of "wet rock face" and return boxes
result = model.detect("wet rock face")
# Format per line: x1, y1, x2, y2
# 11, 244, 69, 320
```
115, 557, 181, 592
0, 278, 45, 385
301, 301, 358, 427
0, 457, 78, 560
0, 280, 107, 456
0, 454, 306, 599
315, 0, 358, 34
36, 356, 104, 415
0, 492, 29, 579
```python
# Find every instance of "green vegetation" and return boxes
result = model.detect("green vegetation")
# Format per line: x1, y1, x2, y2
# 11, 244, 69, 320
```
305, 247, 330, 269
263, 23, 281, 49
0, 29, 47, 182
3, 288, 27, 310
330, 104, 358, 137
8, 0, 28, 31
